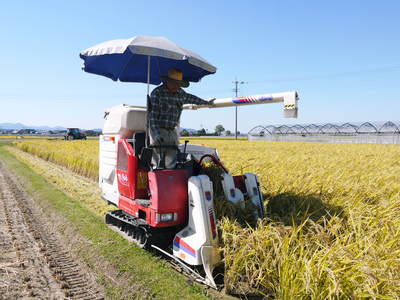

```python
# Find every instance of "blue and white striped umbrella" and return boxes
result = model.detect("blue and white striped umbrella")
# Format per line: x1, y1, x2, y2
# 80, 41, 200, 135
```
79, 35, 217, 85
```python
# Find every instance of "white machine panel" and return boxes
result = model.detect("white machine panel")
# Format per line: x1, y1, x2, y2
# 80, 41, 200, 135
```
173, 175, 220, 288
103, 104, 147, 137
221, 173, 244, 206
99, 134, 120, 205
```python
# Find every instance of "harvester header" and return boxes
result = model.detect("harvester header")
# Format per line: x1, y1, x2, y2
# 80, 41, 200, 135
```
183, 91, 299, 118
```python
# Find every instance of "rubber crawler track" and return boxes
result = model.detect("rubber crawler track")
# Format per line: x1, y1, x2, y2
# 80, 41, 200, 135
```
0, 160, 103, 299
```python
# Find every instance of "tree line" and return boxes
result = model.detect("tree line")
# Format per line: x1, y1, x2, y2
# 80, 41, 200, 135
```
180, 125, 240, 136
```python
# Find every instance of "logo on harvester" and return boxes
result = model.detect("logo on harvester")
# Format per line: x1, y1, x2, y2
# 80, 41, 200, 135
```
117, 173, 128, 185
174, 236, 196, 257
232, 95, 273, 104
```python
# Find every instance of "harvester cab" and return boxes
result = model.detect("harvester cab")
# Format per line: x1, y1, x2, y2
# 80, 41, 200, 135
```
99, 91, 298, 288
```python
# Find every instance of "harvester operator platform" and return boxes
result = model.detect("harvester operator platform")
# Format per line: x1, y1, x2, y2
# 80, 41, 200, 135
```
148, 68, 214, 168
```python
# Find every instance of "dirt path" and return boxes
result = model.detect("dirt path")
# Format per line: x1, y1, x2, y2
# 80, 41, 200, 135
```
0, 161, 103, 299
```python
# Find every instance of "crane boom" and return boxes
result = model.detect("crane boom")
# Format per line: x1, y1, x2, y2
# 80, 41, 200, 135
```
183, 91, 299, 118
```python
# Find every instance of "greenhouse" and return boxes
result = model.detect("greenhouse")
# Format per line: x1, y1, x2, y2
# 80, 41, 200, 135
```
248, 121, 400, 144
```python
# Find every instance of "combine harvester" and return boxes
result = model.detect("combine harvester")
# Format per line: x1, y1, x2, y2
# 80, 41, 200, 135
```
99, 92, 299, 288
80, 34, 299, 288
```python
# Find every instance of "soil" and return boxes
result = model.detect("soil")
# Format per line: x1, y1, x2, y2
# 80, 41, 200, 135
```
0, 160, 104, 299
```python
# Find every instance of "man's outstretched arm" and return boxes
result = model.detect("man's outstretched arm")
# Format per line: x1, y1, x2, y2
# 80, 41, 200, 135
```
183, 92, 212, 105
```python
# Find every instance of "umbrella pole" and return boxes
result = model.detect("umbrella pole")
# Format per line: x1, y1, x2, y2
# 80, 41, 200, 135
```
146, 55, 151, 151
147, 55, 151, 96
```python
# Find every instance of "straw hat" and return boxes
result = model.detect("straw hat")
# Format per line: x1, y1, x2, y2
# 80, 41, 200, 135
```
161, 68, 189, 88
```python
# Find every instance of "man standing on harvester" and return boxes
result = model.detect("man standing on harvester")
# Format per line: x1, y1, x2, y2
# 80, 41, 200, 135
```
148, 68, 214, 168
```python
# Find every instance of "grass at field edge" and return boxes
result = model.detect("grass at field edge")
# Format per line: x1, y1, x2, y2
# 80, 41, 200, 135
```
0, 143, 212, 300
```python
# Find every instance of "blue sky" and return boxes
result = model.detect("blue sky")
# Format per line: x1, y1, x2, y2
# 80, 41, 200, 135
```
1, 1, 399, 132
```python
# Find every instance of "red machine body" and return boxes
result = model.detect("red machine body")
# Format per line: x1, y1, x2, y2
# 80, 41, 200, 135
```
116, 139, 148, 199
116, 138, 188, 228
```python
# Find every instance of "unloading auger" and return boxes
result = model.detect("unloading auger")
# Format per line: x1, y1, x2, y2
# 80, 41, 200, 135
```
184, 91, 298, 118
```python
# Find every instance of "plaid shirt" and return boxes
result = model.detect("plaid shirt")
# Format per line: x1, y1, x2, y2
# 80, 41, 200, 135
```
148, 84, 209, 137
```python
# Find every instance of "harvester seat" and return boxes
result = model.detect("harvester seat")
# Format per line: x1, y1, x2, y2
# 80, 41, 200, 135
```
133, 131, 153, 170
133, 131, 146, 156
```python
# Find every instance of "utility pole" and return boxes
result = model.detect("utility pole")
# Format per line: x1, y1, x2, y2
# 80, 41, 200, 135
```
233, 78, 246, 140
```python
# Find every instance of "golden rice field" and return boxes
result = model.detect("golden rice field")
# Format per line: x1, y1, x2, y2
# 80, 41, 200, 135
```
13, 139, 400, 299
14, 139, 99, 179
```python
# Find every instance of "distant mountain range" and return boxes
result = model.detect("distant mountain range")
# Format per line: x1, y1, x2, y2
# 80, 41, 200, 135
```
181, 128, 197, 133
0, 123, 101, 132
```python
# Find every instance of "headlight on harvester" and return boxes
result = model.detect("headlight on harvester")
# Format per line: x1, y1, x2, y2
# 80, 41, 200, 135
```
156, 213, 177, 222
